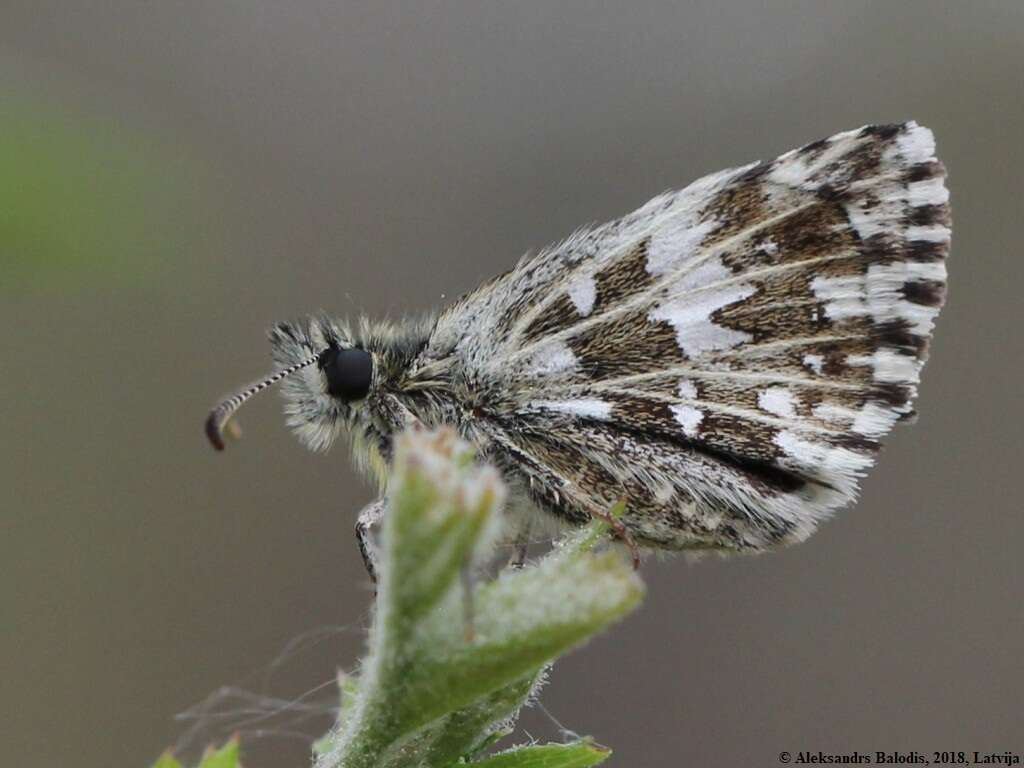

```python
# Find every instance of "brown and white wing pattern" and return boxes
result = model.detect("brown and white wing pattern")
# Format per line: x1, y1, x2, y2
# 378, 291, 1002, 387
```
423, 123, 950, 551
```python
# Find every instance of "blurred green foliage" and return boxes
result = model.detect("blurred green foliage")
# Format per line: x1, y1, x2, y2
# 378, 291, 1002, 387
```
0, 100, 196, 289
151, 736, 240, 768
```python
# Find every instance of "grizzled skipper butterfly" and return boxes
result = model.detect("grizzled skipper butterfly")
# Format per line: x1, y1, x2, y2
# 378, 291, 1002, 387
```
207, 122, 950, 580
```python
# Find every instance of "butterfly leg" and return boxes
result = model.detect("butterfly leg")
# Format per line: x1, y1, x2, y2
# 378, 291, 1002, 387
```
355, 497, 386, 585
592, 504, 641, 570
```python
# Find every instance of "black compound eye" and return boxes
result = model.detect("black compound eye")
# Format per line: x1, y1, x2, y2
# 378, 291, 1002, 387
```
318, 347, 373, 401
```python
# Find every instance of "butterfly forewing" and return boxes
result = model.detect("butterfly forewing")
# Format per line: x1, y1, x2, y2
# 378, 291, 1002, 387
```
425, 122, 949, 551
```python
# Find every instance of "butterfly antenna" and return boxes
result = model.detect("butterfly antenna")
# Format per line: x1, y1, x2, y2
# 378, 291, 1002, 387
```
205, 354, 320, 451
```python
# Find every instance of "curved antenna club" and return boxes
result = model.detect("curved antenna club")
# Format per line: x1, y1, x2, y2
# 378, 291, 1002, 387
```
205, 354, 320, 451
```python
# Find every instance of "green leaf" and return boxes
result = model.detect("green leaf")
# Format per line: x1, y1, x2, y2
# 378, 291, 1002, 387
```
150, 752, 183, 768
396, 549, 642, 732
148, 737, 239, 768
466, 741, 612, 768
413, 672, 540, 767
196, 737, 240, 768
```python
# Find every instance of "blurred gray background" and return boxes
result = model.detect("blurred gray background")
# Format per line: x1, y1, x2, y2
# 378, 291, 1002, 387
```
3, 2, 1022, 766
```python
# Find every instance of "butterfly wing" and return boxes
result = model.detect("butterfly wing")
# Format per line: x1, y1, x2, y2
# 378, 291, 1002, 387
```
424, 123, 949, 550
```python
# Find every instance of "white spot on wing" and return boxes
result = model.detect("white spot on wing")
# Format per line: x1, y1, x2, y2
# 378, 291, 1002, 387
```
758, 387, 798, 418
566, 274, 597, 317
526, 341, 578, 376
670, 404, 704, 436
532, 399, 612, 420
677, 379, 698, 399
650, 257, 755, 356
803, 354, 825, 375
646, 216, 718, 276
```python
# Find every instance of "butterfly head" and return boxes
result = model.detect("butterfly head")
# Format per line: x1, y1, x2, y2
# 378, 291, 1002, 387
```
206, 315, 375, 453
